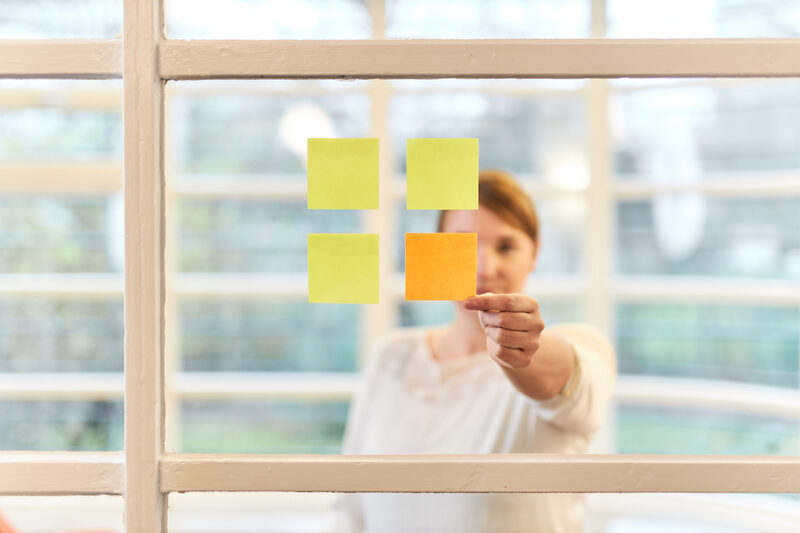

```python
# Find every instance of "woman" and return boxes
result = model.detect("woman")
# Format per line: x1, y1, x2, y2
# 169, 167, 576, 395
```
330, 169, 616, 533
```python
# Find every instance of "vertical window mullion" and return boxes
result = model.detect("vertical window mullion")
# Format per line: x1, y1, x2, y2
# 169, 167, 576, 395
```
582, 0, 616, 456
361, 0, 395, 360
123, 0, 167, 530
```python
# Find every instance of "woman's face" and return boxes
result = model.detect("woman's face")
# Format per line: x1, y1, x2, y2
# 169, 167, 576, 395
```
442, 206, 538, 295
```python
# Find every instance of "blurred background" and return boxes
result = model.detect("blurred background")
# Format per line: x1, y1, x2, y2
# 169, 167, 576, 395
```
1, 0, 800, 531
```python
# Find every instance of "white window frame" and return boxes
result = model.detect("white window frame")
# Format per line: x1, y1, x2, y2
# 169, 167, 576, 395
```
1, 0, 800, 530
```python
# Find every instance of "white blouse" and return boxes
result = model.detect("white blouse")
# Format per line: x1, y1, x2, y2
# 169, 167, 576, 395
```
329, 323, 617, 533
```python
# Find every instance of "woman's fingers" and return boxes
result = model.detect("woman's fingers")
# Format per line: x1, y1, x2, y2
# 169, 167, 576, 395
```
485, 325, 537, 351
468, 293, 544, 369
486, 337, 531, 369
465, 293, 539, 313
479, 310, 541, 331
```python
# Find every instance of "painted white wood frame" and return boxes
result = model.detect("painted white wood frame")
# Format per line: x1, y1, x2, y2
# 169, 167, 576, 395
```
122, 0, 167, 530
0, 164, 122, 193
0, 40, 121, 78
1, 0, 800, 530
6, 40, 800, 80
160, 454, 800, 493
158, 40, 800, 79
0, 453, 122, 495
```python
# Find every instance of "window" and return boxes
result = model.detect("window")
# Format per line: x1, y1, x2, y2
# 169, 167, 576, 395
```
3, 1, 800, 531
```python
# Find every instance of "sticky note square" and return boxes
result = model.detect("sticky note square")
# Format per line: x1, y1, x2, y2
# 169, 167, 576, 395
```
405, 233, 477, 301
307, 138, 379, 210
308, 233, 379, 304
406, 138, 478, 210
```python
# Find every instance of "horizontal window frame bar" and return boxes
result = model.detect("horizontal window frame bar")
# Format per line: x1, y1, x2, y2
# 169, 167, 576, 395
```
5, 39, 800, 80
173, 372, 355, 401
173, 273, 585, 298
4, 452, 800, 496
614, 277, 800, 306
160, 39, 800, 80
0, 164, 122, 194
0, 87, 121, 108
614, 175, 800, 199
160, 453, 800, 493
614, 376, 800, 420
0, 40, 122, 79
168, 178, 582, 199
2, 275, 797, 305
0, 452, 122, 495
4, 173, 797, 198
3, 374, 799, 421
0, 274, 123, 297
0, 373, 123, 400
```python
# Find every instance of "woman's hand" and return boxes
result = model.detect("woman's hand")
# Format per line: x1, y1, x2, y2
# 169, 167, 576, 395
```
464, 292, 545, 369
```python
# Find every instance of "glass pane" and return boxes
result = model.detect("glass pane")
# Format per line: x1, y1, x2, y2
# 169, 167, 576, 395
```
398, 300, 455, 327
181, 298, 358, 372
617, 303, 799, 387
397, 195, 584, 275
168, 81, 370, 179
0, 80, 123, 452
0, 400, 122, 451
0, 496, 123, 533
386, 0, 590, 38
390, 81, 587, 178
0, 297, 123, 372
586, 493, 800, 533
178, 200, 360, 273
612, 80, 800, 180
618, 405, 798, 455
0, 80, 123, 274
0, 195, 122, 274
616, 197, 800, 279
0, 80, 122, 162
180, 400, 348, 453
609, 0, 800, 38
0, 0, 121, 38
165, 0, 371, 39
169, 492, 334, 533
170, 492, 800, 533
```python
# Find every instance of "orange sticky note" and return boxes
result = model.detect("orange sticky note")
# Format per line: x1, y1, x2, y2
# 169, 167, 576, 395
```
405, 233, 477, 301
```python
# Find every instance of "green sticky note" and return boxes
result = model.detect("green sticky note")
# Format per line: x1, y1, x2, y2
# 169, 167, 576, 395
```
308, 233, 379, 304
307, 138, 379, 210
406, 138, 478, 210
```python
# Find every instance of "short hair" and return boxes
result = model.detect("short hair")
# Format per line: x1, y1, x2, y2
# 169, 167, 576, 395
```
437, 168, 539, 244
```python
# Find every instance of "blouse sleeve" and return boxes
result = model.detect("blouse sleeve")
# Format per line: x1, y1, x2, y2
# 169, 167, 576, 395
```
535, 323, 617, 437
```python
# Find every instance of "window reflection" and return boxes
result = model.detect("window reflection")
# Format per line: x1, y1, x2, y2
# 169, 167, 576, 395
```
180, 400, 348, 453
0, 297, 123, 372
165, 0, 371, 39
0, 400, 122, 451
178, 200, 361, 273
609, 0, 800, 38
386, 0, 590, 38
616, 197, 800, 279
617, 303, 799, 387
390, 86, 586, 178
613, 81, 800, 179
397, 197, 584, 275
170, 82, 369, 178
0, 0, 121, 38
618, 405, 798, 455
181, 299, 359, 372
